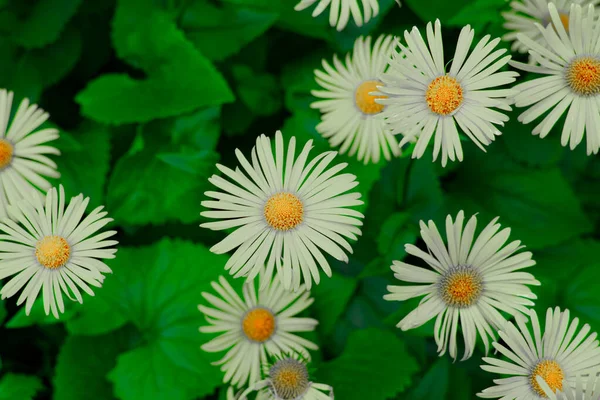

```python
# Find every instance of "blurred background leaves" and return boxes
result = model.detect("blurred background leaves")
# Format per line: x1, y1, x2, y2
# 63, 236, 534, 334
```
0, 0, 599, 399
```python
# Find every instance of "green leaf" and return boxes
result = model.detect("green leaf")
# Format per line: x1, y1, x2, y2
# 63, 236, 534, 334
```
53, 123, 111, 208
446, 148, 592, 249
405, 0, 472, 22
0, 374, 43, 400
5, 298, 77, 329
11, 0, 82, 48
448, 0, 507, 31
231, 65, 282, 116
107, 117, 219, 225
53, 329, 135, 400
92, 239, 227, 400
317, 328, 419, 400
22, 24, 83, 87
403, 158, 445, 223
181, 2, 278, 61
76, 0, 234, 124
405, 357, 449, 400
65, 295, 128, 336
377, 212, 419, 263
311, 273, 357, 335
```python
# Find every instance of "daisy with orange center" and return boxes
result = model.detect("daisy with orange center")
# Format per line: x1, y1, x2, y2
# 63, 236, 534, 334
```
0, 89, 61, 217
0, 185, 117, 318
377, 20, 519, 167
502, 0, 598, 56
311, 35, 400, 164
199, 276, 318, 388
384, 211, 539, 361
479, 308, 600, 399
239, 356, 334, 400
511, 3, 600, 155
200, 130, 364, 291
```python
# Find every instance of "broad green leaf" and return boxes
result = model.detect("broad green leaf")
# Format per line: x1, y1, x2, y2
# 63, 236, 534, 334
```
53, 124, 111, 208
53, 329, 135, 400
317, 328, 419, 400
0, 374, 43, 400
76, 0, 234, 124
92, 239, 227, 400
405, 357, 449, 400
5, 298, 77, 329
107, 117, 219, 225
448, 0, 507, 31
11, 0, 82, 48
377, 212, 419, 263
65, 294, 128, 336
403, 158, 445, 223
231, 65, 282, 116
446, 148, 592, 249
311, 273, 357, 335
564, 263, 600, 332
22, 25, 83, 87
181, 2, 278, 61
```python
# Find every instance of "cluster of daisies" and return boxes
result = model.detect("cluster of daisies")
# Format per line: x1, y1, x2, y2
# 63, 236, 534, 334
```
200, 0, 600, 399
0, 89, 117, 319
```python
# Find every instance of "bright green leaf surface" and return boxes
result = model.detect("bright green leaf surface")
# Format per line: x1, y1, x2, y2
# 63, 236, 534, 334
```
0, 374, 43, 400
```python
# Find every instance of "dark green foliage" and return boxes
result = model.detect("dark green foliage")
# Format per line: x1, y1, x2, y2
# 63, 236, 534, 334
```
0, 0, 599, 399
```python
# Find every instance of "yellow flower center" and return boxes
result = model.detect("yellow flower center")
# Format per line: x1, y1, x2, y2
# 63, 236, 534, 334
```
355, 80, 386, 115
530, 360, 564, 397
269, 358, 310, 399
0, 139, 14, 169
242, 307, 276, 343
35, 235, 71, 269
566, 56, 600, 96
439, 266, 483, 308
426, 75, 464, 115
264, 193, 304, 231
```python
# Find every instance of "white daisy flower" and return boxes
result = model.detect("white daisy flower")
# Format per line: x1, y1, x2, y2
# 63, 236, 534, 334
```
199, 275, 319, 388
502, 0, 599, 55
511, 3, 600, 155
377, 20, 519, 167
384, 211, 539, 361
239, 356, 334, 400
294, 0, 384, 31
537, 368, 600, 399
0, 89, 60, 218
200, 130, 364, 291
0, 185, 117, 319
479, 307, 600, 399
311, 35, 400, 165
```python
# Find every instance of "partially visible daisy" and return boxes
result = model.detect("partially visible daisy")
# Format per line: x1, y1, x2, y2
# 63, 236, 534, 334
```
200, 130, 364, 291
199, 275, 318, 388
294, 0, 384, 31
384, 211, 539, 361
502, 0, 599, 54
0, 89, 60, 217
311, 35, 400, 164
240, 355, 334, 400
377, 20, 519, 166
0, 185, 117, 318
479, 307, 600, 399
537, 368, 600, 399
511, 3, 600, 155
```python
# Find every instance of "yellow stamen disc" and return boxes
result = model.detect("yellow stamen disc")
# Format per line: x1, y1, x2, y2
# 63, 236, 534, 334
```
0, 139, 14, 169
264, 193, 304, 231
270, 358, 310, 399
439, 266, 483, 308
355, 80, 386, 115
530, 359, 564, 397
566, 56, 600, 96
242, 307, 276, 343
426, 75, 464, 115
35, 235, 71, 269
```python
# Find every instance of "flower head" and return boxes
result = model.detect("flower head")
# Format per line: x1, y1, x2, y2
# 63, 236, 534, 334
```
200, 131, 364, 291
311, 35, 400, 164
0, 185, 117, 318
294, 0, 383, 31
199, 275, 318, 388
377, 20, 519, 166
479, 307, 600, 399
0, 89, 60, 217
511, 3, 600, 155
385, 211, 539, 360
